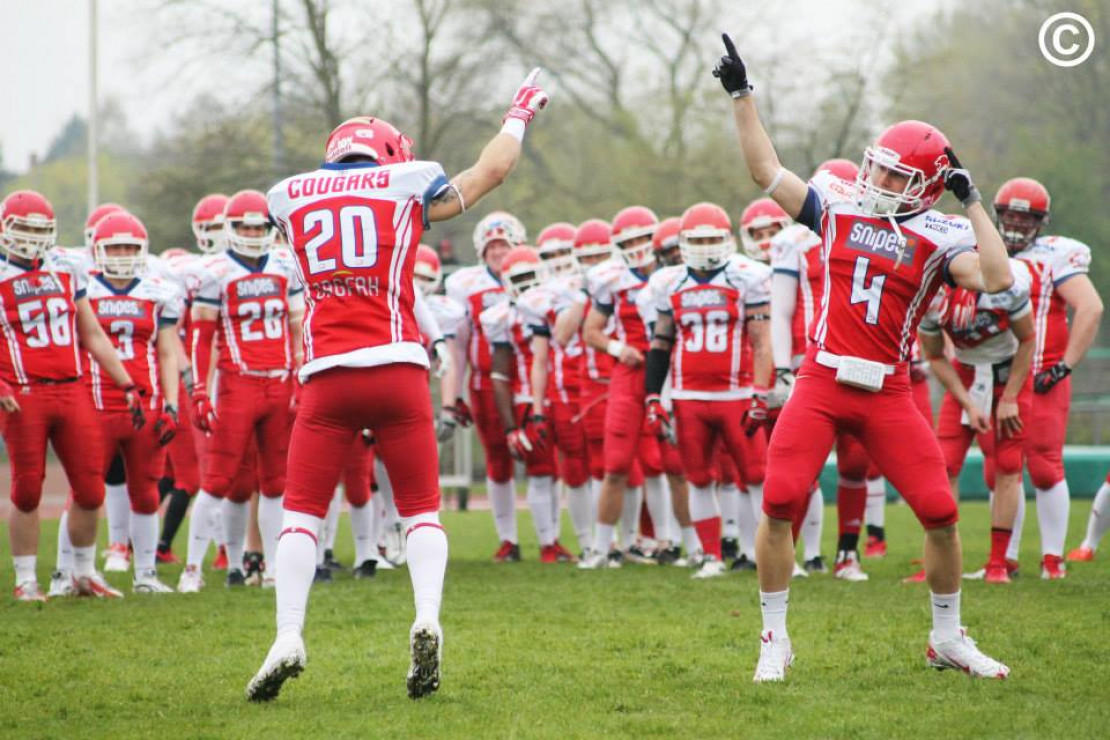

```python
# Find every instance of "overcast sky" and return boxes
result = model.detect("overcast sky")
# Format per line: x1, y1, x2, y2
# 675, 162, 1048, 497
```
0, 0, 951, 174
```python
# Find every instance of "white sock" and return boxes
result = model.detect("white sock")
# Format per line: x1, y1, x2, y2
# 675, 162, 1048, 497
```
681, 525, 702, 556
550, 482, 562, 540
209, 498, 225, 548
527, 476, 557, 546
275, 511, 322, 639
1006, 492, 1026, 561
619, 487, 643, 548
748, 482, 764, 525
663, 482, 681, 544
719, 483, 741, 539
222, 499, 249, 573
105, 482, 131, 547
488, 478, 518, 544
73, 546, 96, 578
593, 523, 615, 554
1035, 480, 1070, 557
760, 589, 789, 640
802, 486, 824, 561
1081, 482, 1110, 550
186, 492, 218, 567
258, 495, 285, 576
13, 555, 37, 585
643, 476, 673, 544
865, 477, 886, 528
130, 512, 158, 573
56, 509, 74, 574
404, 512, 448, 624
567, 484, 593, 550
930, 591, 961, 641
350, 502, 378, 565
375, 457, 400, 532
736, 489, 758, 560
325, 489, 342, 552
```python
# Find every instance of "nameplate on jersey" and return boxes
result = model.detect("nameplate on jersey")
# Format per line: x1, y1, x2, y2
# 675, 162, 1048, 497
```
834, 355, 886, 392
845, 220, 919, 265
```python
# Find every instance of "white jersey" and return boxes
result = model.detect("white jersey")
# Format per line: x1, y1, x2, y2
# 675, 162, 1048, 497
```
423, 294, 465, 339
445, 264, 507, 389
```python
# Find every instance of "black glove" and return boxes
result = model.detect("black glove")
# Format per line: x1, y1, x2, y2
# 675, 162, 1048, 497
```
713, 33, 752, 98
943, 147, 980, 208
1034, 361, 1071, 394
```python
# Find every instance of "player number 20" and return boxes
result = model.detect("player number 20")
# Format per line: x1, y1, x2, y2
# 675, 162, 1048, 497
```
850, 257, 885, 326
681, 310, 730, 353
303, 205, 379, 274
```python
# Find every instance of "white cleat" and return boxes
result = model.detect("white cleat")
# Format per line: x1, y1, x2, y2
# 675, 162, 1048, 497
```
677, 549, 705, 569
753, 630, 794, 683
375, 556, 396, 571
48, 571, 77, 597
577, 549, 610, 570
791, 562, 808, 579
834, 553, 869, 582
13, 580, 48, 602
262, 576, 276, 589
74, 572, 124, 598
103, 543, 130, 573
926, 628, 1009, 679
246, 633, 307, 702
177, 565, 205, 593
962, 568, 986, 581
692, 556, 726, 579
407, 620, 443, 699
133, 569, 175, 594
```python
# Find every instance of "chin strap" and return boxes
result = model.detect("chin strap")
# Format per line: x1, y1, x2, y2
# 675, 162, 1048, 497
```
887, 216, 909, 270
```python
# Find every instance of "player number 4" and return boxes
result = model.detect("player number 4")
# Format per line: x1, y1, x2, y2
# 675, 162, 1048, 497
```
850, 257, 885, 326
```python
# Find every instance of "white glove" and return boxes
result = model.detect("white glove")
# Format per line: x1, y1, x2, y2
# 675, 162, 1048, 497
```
766, 368, 795, 410
432, 340, 452, 379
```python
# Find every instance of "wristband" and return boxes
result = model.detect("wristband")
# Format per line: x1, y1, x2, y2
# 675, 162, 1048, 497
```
606, 340, 626, 359
763, 167, 786, 195
500, 117, 527, 142
490, 372, 511, 383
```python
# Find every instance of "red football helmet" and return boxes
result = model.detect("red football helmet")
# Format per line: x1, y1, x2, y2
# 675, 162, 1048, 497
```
536, 222, 579, 277
815, 158, 860, 182
473, 211, 526, 260
857, 120, 951, 216
653, 217, 682, 266
93, 212, 149, 279
414, 244, 443, 296
739, 198, 791, 262
573, 219, 613, 266
223, 190, 274, 258
324, 116, 414, 166
679, 202, 734, 271
0, 190, 57, 261
192, 194, 229, 253
501, 246, 543, 300
611, 206, 659, 269
84, 203, 126, 249
993, 177, 1051, 252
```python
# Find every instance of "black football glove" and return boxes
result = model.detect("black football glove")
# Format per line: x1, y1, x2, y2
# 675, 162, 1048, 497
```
713, 33, 752, 98
1034, 361, 1071, 394
943, 147, 981, 208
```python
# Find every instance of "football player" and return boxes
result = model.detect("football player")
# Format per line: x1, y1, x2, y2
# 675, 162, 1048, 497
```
1069, 470, 1110, 561
716, 34, 1010, 680
248, 68, 548, 702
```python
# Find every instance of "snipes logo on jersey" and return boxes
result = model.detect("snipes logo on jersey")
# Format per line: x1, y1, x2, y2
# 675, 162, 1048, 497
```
480, 290, 507, 310
844, 220, 919, 263
678, 289, 726, 309
12, 275, 64, 298
235, 277, 281, 299
96, 299, 146, 319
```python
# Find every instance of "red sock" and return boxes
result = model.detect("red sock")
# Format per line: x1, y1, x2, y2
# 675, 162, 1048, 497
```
694, 517, 722, 559
837, 483, 867, 536
989, 528, 1012, 565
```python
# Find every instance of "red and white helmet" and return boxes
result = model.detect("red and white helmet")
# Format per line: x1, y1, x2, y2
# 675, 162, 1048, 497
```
611, 206, 658, 269
573, 219, 613, 266
739, 198, 791, 262
473, 211, 526, 259
192, 194, 229, 253
324, 116, 414, 166
501, 246, 543, 301
223, 190, 274, 258
414, 244, 443, 296
653, 217, 682, 265
93, 212, 149, 279
857, 120, 951, 217
162, 247, 190, 261
84, 203, 126, 249
679, 202, 734, 271
0, 190, 57, 261
993, 177, 1051, 252
815, 158, 860, 182
536, 222, 578, 277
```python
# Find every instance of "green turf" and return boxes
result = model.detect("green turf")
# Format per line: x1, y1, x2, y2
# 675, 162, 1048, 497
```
0, 502, 1107, 739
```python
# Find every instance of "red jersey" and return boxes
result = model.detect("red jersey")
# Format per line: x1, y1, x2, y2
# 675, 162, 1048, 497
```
480, 300, 534, 404
86, 274, 182, 411
770, 223, 825, 358
0, 249, 86, 385
516, 275, 583, 402
1013, 235, 1092, 373
445, 265, 507, 390
804, 170, 976, 365
268, 161, 448, 380
647, 256, 771, 399
586, 258, 651, 353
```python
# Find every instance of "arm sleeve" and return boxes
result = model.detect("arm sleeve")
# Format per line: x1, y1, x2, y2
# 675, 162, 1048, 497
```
1050, 237, 1092, 285
414, 290, 443, 344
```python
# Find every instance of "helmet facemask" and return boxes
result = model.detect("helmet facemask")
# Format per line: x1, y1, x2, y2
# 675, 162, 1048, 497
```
0, 213, 56, 261
995, 207, 1047, 254
414, 261, 442, 296
538, 240, 579, 277
226, 218, 275, 258
679, 229, 733, 271
857, 147, 936, 217
96, 239, 148, 279
505, 265, 542, 301
194, 219, 227, 254
741, 220, 787, 262
615, 230, 655, 270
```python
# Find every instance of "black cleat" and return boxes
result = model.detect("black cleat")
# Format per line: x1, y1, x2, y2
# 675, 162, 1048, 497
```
324, 549, 344, 571
607, 550, 624, 567
313, 566, 333, 584
730, 553, 757, 572
353, 560, 377, 579
656, 546, 681, 565
804, 555, 828, 574
226, 568, 247, 587
243, 551, 264, 585
721, 537, 740, 561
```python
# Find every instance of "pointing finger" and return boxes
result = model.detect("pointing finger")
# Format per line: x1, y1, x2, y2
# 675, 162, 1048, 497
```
944, 146, 962, 170
722, 33, 739, 61
522, 67, 542, 88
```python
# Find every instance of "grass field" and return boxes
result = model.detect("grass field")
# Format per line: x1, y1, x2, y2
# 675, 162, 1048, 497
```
1, 501, 1107, 739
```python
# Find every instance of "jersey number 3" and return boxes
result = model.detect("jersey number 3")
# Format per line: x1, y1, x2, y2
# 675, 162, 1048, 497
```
850, 257, 885, 326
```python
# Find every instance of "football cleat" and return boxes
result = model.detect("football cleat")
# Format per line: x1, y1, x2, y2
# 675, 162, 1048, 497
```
103, 543, 130, 573
753, 630, 794, 683
984, 562, 1011, 584
407, 620, 443, 700
493, 541, 522, 563
75, 572, 124, 598
902, 568, 927, 584
177, 565, 204, 593
246, 633, 306, 703
226, 568, 247, 587
1067, 546, 1095, 562
624, 544, 657, 565
926, 628, 1009, 679
791, 561, 808, 579
262, 576, 276, 589
721, 537, 739, 561
834, 551, 869, 582
133, 569, 175, 594
312, 566, 332, 584
353, 560, 377, 579
551, 541, 577, 562
692, 555, 726, 579
577, 548, 613, 570
655, 546, 681, 565
155, 547, 180, 565
374, 554, 396, 571
864, 536, 887, 558
1041, 554, 1066, 580
14, 580, 47, 602
48, 571, 77, 598
803, 556, 828, 574
730, 554, 757, 572
243, 551, 264, 586
212, 545, 229, 571
323, 549, 344, 571
539, 545, 560, 564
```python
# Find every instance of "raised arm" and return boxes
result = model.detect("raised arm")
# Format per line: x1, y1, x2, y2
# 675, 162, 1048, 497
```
942, 148, 1013, 295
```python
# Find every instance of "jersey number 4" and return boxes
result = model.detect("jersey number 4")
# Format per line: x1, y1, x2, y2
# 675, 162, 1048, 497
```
850, 257, 885, 326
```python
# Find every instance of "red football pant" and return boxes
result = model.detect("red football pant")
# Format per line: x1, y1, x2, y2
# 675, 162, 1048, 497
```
546, 398, 589, 487
603, 365, 646, 476
515, 403, 557, 477
470, 384, 514, 483
3, 383, 104, 512
673, 399, 752, 489
712, 442, 741, 486
764, 354, 957, 530
864, 375, 932, 480
201, 373, 291, 499
165, 381, 200, 495
343, 435, 375, 508
581, 378, 609, 481
99, 411, 166, 515
1024, 375, 1069, 489
285, 364, 439, 519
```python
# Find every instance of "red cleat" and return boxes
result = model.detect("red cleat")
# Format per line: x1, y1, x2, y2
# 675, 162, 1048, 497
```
1041, 554, 1066, 580
539, 545, 559, 563
551, 541, 577, 562
14, 581, 47, 602
864, 536, 887, 559
984, 562, 1011, 584
213, 545, 229, 571
156, 548, 180, 565
75, 573, 124, 598
901, 567, 927, 584
493, 541, 521, 563
1067, 546, 1095, 562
